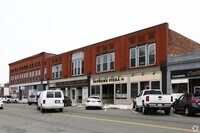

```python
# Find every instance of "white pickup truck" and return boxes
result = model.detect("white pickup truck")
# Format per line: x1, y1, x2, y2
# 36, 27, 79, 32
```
133, 89, 173, 115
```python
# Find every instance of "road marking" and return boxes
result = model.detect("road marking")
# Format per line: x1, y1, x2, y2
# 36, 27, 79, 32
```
131, 109, 138, 114
171, 114, 183, 117
7, 106, 197, 133
61, 114, 194, 133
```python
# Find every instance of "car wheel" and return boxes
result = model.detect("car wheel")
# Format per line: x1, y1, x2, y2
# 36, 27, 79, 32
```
59, 108, 63, 112
37, 106, 40, 110
142, 106, 148, 115
28, 103, 31, 105
185, 107, 192, 116
173, 107, 178, 114
41, 108, 45, 113
164, 108, 171, 115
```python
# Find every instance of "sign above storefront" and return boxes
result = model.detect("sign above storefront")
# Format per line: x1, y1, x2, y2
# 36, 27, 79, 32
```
56, 79, 88, 88
171, 68, 200, 79
92, 76, 127, 84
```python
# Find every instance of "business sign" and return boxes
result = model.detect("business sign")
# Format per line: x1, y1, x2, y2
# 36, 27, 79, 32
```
171, 68, 200, 79
91, 76, 127, 84
56, 79, 88, 87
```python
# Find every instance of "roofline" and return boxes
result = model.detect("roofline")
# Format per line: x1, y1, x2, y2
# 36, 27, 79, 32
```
59, 22, 169, 55
9, 52, 56, 65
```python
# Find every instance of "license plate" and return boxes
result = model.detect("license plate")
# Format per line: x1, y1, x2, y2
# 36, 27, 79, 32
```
158, 104, 162, 107
55, 100, 60, 103
198, 103, 200, 106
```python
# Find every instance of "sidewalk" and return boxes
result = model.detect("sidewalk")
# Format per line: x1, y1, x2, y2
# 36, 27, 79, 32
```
73, 103, 133, 110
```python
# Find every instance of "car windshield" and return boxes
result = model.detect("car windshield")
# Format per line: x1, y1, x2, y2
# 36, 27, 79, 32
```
193, 94, 200, 99
144, 90, 162, 95
89, 96, 100, 99
30, 95, 35, 98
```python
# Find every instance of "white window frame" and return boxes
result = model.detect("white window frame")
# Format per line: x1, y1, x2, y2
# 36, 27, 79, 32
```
72, 52, 84, 76
130, 47, 137, 68
138, 45, 147, 66
96, 52, 115, 73
148, 43, 156, 65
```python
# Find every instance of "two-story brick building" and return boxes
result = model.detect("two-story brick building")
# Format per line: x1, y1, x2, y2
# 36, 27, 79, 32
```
9, 23, 200, 104
9, 52, 56, 100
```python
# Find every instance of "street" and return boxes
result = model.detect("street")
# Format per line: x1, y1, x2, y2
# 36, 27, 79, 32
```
0, 104, 200, 133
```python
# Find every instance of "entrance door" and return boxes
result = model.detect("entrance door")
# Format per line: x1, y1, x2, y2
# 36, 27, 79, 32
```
102, 84, 114, 104
194, 86, 200, 93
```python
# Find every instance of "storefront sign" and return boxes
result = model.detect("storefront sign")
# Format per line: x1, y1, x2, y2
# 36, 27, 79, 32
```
56, 79, 88, 87
92, 76, 126, 84
171, 68, 200, 79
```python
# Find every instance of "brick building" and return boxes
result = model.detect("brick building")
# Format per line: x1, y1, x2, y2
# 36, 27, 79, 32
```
9, 23, 200, 104
9, 52, 56, 100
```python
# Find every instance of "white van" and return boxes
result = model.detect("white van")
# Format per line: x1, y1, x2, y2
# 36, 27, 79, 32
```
37, 90, 64, 113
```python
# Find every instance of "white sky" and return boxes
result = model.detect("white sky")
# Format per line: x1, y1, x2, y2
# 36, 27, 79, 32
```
0, 0, 200, 84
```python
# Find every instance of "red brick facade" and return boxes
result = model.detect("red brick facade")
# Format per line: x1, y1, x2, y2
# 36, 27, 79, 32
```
168, 29, 200, 55
9, 23, 200, 85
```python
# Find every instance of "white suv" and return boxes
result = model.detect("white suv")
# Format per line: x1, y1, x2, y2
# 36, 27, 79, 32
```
37, 90, 64, 113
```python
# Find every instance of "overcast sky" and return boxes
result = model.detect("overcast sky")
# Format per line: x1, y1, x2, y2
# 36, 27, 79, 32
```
0, 0, 200, 84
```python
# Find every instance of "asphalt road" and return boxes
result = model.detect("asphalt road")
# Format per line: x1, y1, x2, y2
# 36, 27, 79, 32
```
0, 104, 200, 133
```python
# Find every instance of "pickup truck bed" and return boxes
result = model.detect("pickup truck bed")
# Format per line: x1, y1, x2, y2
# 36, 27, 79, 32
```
134, 89, 173, 115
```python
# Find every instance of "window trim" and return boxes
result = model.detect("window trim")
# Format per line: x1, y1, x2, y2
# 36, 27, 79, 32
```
96, 52, 115, 73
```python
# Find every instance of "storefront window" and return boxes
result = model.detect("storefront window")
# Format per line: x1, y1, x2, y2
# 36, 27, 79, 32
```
140, 81, 149, 91
115, 84, 127, 99
91, 85, 100, 96
151, 81, 160, 89
131, 83, 138, 99
172, 83, 188, 93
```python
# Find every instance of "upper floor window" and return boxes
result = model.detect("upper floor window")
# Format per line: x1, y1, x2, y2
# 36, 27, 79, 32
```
96, 52, 115, 73
72, 52, 84, 76
130, 43, 156, 68
148, 43, 156, 65
138, 46, 146, 66
130, 48, 137, 67
44, 68, 47, 80
52, 64, 62, 79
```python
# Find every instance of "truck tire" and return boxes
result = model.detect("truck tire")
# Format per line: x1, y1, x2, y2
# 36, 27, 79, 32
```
142, 106, 148, 115
59, 108, 63, 112
133, 102, 139, 111
164, 108, 171, 115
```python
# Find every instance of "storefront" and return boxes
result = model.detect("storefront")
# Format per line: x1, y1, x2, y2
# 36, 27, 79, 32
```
9, 81, 47, 102
49, 76, 90, 104
91, 67, 162, 105
171, 68, 200, 93
167, 50, 200, 94
91, 75, 128, 104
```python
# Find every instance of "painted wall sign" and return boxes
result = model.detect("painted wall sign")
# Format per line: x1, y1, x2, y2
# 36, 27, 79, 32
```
171, 68, 200, 79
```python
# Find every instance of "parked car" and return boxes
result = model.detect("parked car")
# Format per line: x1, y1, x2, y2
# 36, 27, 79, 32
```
0, 95, 18, 103
28, 94, 37, 105
172, 93, 200, 116
133, 89, 173, 115
85, 96, 102, 109
0, 100, 3, 109
63, 96, 72, 107
171, 93, 185, 103
37, 90, 64, 113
